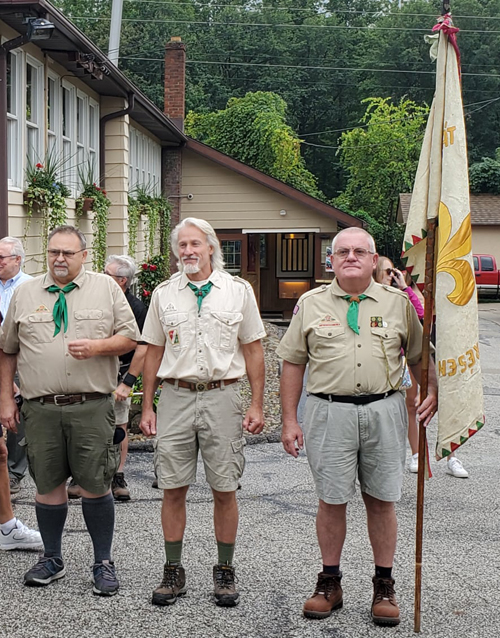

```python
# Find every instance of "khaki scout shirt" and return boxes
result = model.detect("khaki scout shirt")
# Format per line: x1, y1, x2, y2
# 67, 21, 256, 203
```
276, 278, 423, 395
0, 267, 139, 399
142, 270, 266, 382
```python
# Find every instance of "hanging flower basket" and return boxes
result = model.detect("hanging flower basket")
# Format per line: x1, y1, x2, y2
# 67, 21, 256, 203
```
82, 197, 94, 213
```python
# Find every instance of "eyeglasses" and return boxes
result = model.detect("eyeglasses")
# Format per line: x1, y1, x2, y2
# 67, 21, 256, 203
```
0, 254, 18, 261
333, 248, 375, 259
104, 271, 124, 279
47, 249, 85, 258
385, 268, 395, 275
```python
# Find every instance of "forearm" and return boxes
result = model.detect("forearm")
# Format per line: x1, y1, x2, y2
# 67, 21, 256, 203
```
142, 345, 164, 410
280, 361, 306, 424
0, 351, 17, 400
93, 336, 137, 357
242, 340, 265, 408
126, 344, 148, 379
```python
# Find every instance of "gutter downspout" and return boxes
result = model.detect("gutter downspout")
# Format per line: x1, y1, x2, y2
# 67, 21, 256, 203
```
99, 92, 135, 189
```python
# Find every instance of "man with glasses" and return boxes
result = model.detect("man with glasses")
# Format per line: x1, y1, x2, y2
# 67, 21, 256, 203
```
0, 225, 138, 595
0, 237, 32, 496
277, 227, 437, 626
67, 255, 148, 502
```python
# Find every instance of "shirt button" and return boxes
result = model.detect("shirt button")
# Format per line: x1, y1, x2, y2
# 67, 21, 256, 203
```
67, 373, 71, 376
328, 332, 332, 336
357, 383, 361, 387
198, 349, 202, 353
357, 344, 361, 348
357, 363, 361, 367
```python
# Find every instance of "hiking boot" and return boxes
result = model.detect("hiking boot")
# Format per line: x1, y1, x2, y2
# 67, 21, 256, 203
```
9, 477, 21, 495
0, 518, 43, 551
112, 472, 131, 501
213, 564, 240, 607
24, 556, 66, 586
152, 563, 187, 606
92, 560, 119, 596
67, 479, 82, 499
303, 572, 343, 619
371, 576, 400, 626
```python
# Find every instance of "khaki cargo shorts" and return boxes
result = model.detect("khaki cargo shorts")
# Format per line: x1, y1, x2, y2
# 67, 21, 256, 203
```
302, 391, 408, 504
21, 396, 120, 495
114, 395, 131, 425
154, 382, 246, 492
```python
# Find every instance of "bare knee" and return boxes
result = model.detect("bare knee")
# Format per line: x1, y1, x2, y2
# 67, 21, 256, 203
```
0, 438, 7, 466
212, 489, 236, 507
362, 493, 395, 515
163, 486, 189, 507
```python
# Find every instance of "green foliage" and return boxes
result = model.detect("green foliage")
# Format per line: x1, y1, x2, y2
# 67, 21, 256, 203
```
137, 255, 169, 307
186, 91, 324, 199
336, 97, 428, 223
469, 153, 500, 193
127, 187, 171, 261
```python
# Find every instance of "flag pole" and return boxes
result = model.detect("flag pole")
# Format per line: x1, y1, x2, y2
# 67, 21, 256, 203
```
413, 216, 437, 633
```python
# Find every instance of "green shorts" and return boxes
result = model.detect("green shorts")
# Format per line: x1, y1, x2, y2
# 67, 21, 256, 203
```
303, 391, 408, 504
155, 382, 246, 492
21, 396, 120, 495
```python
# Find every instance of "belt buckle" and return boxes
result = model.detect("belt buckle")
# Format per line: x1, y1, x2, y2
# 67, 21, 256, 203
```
196, 382, 207, 392
53, 394, 67, 406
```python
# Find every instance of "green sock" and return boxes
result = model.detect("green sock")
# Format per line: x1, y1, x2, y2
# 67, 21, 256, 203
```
164, 540, 183, 565
217, 541, 235, 566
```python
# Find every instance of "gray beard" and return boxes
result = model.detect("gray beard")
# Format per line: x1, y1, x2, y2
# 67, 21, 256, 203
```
183, 262, 200, 274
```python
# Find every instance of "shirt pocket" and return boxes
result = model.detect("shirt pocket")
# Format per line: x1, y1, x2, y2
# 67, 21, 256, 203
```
160, 312, 190, 351
74, 309, 106, 339
209, 311, 243, 351
312, 325, 346, 360
371, 327, 401, 360
26, 313, 55, 344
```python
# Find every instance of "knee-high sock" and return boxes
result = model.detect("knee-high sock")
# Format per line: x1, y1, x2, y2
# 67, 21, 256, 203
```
35, 501, 68, 558
82, 493, 115, 563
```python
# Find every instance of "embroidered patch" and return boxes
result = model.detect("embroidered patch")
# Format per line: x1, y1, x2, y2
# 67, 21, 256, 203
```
318, 314, 341, 328
35, 304, 50, 313
293, 304, 300, 315
168, 329, 180, 345
165, 303, 176, 311
370, 316, 383, 328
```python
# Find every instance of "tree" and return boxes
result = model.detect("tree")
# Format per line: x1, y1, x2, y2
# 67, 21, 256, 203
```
186, 91, 324, 199
469, 149, 500, 193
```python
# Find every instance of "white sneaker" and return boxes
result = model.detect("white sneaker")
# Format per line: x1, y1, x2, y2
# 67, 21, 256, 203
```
409, 453, 419, 473
0, 519, 43, 551
446, 457, 469, 478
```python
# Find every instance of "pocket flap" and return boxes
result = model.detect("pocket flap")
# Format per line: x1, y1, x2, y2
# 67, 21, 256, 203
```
28, 313, 54, 323
231, 437, 246, 453
161, 312, 189, 327
371, 327, 398, 339
211, 311, 243, 326
74, 309, 103, 320
314, 325, 345, 339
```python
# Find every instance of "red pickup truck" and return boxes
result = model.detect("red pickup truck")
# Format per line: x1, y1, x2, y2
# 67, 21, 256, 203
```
474, 254, 500, 297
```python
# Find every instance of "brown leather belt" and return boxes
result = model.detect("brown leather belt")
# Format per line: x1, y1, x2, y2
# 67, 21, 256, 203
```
33, 393, 110, 406
164, 378, 239, 392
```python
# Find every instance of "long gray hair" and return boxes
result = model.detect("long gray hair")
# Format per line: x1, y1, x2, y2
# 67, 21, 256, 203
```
171, 218, 225, 272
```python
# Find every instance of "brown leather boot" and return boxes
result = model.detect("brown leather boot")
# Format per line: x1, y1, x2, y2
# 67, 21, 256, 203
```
371, 576, 400, 625
303, 572, 343, 619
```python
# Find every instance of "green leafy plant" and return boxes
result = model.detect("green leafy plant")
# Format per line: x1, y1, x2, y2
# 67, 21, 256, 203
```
24, 153, 71, 261
128, 185, 171, 260
137, 254, 169, 306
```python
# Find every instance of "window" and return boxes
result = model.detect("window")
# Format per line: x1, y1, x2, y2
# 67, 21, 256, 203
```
62, 83, 76, 193
277, 233, 313, 277
480, 256, 494, 272
221, 240, 242, 275
6, 50, 21, 187
47, 74, 61, 157
129, 127, 161, 193
26, 57, 44, 166
89, 101, 99, 177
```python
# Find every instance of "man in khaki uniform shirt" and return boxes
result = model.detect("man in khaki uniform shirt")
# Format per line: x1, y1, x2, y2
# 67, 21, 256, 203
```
0, 226, 138, 596
140, 217, 266, 609
277, 227, 437, 626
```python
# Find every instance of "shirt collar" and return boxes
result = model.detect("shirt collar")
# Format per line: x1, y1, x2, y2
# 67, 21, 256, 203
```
179, 269, 222, 289
0, 269, 25, 288
331, 277, 381, 301
42, 266, 87, 289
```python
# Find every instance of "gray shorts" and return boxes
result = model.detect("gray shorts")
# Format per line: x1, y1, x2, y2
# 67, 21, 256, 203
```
114, 396, 131, 425
154, 382, 246, 492
302, 391, 408, 504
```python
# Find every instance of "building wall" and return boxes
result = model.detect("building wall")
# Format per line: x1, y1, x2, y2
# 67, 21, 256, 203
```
181, 150, 338, 233
472, 226, 500, 264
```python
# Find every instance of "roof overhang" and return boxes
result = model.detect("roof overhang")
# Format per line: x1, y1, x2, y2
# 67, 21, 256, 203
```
0, 0, 186, 146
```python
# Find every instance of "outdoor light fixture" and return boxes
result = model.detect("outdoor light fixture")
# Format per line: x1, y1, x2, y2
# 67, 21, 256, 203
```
26, 17, 55, 41
280, 209, 287, 216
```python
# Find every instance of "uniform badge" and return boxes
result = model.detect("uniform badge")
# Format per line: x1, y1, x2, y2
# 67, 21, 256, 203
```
165, 303, 176, 311
293, 304, 300, 315
35, 304, 50, 313
168, 329, 180, 345
370, 316, 383, 328
318, 314, 341, 328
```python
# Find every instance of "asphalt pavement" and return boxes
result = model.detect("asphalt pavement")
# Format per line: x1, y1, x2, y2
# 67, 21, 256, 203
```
2, 303, 500, 638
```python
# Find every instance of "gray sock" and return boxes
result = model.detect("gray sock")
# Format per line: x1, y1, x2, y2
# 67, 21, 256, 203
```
35, 501, 68, 558
82, 493, 115, 563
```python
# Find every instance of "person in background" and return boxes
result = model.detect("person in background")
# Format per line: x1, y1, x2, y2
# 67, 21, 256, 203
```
375, 257, 468, 478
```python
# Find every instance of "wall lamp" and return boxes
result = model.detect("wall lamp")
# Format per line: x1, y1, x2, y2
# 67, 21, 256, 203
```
0, 17, 55, 237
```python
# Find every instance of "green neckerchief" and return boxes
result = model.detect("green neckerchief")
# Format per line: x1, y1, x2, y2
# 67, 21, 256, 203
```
342, 294, 367, 335
187, 281, 214, 314
47, 282, 78, 336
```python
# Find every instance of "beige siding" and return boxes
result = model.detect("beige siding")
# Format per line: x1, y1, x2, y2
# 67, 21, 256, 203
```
181, 150, 338, 232
472, 226, 500, 264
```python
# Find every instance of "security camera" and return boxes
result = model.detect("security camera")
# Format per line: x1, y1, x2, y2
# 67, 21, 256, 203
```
187, 193, 194, 200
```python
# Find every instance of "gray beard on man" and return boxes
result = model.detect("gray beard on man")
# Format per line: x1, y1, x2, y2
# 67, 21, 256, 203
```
183, 261, 200, 275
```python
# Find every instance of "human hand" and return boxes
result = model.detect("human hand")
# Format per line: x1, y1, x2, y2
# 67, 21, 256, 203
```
392, 269, 407, 290
114, 382, 132, 401
140, 408, 157, 437
416, 392, 438, 427
281, 420, 304, 458
0, 397, 20, 433
243, 404, 264, 434
68, 339, 95, 360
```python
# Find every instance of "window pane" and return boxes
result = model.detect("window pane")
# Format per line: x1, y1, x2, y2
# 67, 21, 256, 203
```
221, 240, 242, 274
481, 257, 494, 272
7, 53, 16, 115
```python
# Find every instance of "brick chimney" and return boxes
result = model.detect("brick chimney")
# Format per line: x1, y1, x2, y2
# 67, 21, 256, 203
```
164, 36, 186, 131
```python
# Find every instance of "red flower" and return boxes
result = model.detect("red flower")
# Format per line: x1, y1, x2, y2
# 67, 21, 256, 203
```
149, 264, 157, 271
36, 163, 43, 169
143, 289, 151, 297
142, 263, 148, 270
102, 190, 107, 196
